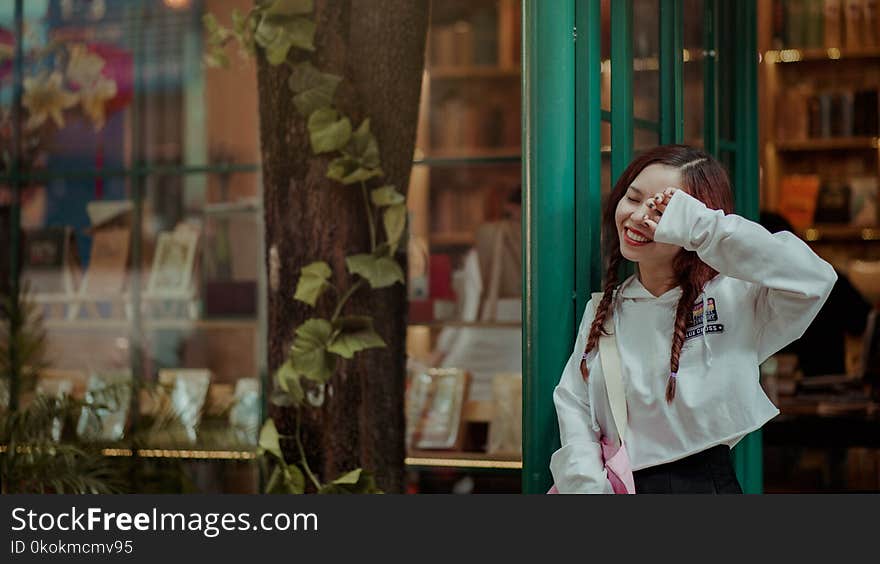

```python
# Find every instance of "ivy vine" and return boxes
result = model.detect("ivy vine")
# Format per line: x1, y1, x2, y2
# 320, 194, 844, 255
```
205, 0, 406, 494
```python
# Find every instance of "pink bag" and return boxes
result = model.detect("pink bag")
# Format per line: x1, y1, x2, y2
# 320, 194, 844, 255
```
547, 437, 635, 494
548, 292, 636, 494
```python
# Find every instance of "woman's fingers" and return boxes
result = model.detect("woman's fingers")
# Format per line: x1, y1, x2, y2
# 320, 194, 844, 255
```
642, 214, 659, 234
653, 187, 679, 214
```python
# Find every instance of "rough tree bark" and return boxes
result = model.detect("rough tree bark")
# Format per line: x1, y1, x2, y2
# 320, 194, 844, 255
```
257, 1, 429, 493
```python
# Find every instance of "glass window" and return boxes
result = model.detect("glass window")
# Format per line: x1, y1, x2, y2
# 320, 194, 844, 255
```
406, 0, 522, 493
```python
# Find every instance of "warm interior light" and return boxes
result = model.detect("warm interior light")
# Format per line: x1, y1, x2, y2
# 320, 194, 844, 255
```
827, 47, 841, 60
164, 0, 190, 9
764, 50, 779, 63
779, 49, 802, 63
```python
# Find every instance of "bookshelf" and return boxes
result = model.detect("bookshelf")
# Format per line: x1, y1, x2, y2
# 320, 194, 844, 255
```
759, 0, 880, 273
405, 0, 523, 486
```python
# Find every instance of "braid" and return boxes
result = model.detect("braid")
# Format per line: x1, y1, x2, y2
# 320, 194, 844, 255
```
580, 252, 623, 380
665, 280, 692, 402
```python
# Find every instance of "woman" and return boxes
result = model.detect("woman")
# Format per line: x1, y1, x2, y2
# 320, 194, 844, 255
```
550, 145, 836, 494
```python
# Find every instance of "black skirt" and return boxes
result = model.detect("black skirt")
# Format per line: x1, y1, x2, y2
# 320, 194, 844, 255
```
633, 444, 743, 494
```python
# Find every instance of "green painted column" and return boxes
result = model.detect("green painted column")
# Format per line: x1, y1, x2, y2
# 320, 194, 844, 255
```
730, 0, 763, 495
522, 0, 576, 494
610, 0, 633, 183
659, 0, 684, 145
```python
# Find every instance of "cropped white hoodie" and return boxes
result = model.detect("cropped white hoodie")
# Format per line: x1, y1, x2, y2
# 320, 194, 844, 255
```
550, 190, 837, 494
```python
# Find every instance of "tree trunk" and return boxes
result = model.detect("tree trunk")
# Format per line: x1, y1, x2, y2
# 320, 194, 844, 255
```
257, 1, 429, 493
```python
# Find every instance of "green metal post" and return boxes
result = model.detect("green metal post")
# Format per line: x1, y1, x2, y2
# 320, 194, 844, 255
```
522, 0, 576, 494
610, 0, 633, 182
575, 0, 603, 315
730, 0, 763, 494
659, 0, 683, 145
703, 0, 718, 154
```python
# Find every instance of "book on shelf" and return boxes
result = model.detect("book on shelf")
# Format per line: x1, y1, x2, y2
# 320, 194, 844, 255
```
863, 0, 879, 47
787, 0, 807, 47
825, 0, 844, 46
814, 181, 852, 223
850, 176, 879, 226
852, 89, 878, 136
805, 0, 826, 47
82, 226, 130, 296
21, 226, 82, 295
779, 175, 821, 229
845, 0, 864, 48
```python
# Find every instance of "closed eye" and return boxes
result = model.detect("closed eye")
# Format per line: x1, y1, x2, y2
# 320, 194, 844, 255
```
626, 197, 639, 203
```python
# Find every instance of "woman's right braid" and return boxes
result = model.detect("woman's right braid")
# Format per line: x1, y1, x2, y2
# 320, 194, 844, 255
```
580, 252, 622, 380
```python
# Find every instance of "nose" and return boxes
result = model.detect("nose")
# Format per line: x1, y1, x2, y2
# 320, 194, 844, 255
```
629, 200, 651, 223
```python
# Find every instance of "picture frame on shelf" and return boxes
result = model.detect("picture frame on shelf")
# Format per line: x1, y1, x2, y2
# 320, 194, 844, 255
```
76, 370, 133, 442
147, 224, 200, 297
405, 368, 470, 450
487, 372, 522, 457
154, 368, 212, 445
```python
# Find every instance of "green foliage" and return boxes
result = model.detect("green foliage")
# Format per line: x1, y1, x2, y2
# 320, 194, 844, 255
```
328, 316, 386, 359
205, 0, 407, 495
294, 260, 332, 307
318, 468, 382, 494
288, 62, 343, 117
307, 107, 352, 154
290, 319, 336, 383
345, 253, 405, 289
371, 185, 405, 207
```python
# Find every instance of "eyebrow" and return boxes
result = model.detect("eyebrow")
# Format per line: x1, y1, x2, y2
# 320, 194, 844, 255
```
628, 185, 643, 195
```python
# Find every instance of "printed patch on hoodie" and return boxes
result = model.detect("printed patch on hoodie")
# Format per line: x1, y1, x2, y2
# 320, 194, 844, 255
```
685, 297, 725, 341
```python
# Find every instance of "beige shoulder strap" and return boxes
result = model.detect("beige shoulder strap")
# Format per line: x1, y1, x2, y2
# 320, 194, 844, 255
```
591, 291, 628, 444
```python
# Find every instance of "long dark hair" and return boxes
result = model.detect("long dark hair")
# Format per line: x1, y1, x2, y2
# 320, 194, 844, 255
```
580, 145, 734, 402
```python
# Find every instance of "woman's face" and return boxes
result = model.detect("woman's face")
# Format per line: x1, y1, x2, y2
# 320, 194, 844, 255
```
614, 164, 683, 267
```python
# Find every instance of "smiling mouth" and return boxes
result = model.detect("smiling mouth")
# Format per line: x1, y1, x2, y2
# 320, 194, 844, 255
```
623, 227, 652, 246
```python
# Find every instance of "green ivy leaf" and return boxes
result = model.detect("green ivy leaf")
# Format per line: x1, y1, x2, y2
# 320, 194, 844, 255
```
288, 62, 342, 117
274, 359, 304, 406
345, 254, 404, 289
346, 119, 381, 169
383, 204, 407, 254
258, 419, 283, 460
326, 156, 384, 185
294, 260, 332, 306
371, 185, 404, 207
318, 468, 382, 494
204, 50, 230, 69
332, 468, 362, 485
203, 13, 220, 34
254, 16, 315, 64
290, 318, 336, 382
328, 316, 386, 359
307, 108, 352, 154
265, 464, 306, 494
263, 0, 314, 17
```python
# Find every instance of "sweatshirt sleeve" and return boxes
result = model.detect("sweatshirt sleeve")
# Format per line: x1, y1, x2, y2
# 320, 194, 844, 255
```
549, 299, 614, 494
654, 189, 837, 363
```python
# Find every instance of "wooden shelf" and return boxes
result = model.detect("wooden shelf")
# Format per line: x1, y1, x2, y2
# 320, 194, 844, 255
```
406, 449, 522, 470
774, 137, 880, 152
799, 225, 880, 243
764, 47, 880, 64
408, 321, 521, 329
429, 66, 520, 80
44, 318, 258, 331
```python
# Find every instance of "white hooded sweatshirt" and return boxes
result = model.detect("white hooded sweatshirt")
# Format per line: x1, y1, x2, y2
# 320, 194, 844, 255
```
550, 189, 837, 493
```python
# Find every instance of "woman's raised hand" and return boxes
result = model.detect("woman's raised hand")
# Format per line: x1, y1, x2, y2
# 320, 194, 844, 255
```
641, 187, 679, 233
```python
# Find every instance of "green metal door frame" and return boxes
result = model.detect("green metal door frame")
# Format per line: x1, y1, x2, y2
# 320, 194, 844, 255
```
523, 0, 763, 494
522, 0, 577, 494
